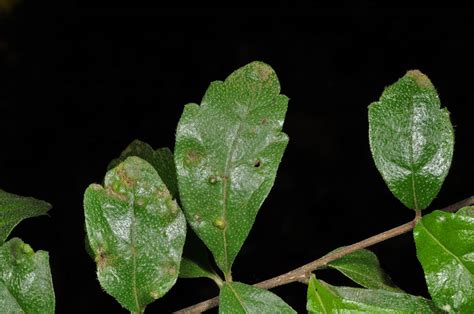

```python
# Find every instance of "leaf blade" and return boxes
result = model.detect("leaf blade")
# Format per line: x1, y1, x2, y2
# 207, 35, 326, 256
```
0, 238, 55, 313
108, 140, 179, 198
307, 275, 440, 313
414, 208, 474, 312
175, 61, 288, 275
0, 189, 51, 243
84, 156, 186, 312
328, 248, 401, 292
368, 70, 454, 210
219, 282, 295, 314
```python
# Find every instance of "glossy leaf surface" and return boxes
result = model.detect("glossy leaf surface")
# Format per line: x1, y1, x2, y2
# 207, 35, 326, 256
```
0, 189, 51, 243
0, 238, 55, 313
414, 208, 474, 313
328, 248, 401, 292
84, 157, 186, 312
307, 275, 439, 313
219, 281, 295, 313
175, 61, 288, 275
369, 70, 454, 210
108, 140, 179, 198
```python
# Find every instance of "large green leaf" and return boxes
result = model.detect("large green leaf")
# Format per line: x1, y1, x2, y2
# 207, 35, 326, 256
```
0, 189, 51, 243
307, 275, 440, 313
0, 238, 55, 313
219, 281, 295, 313
368, 70, 454, 211
108, 140, 179, 198
84, 156, 186, 313
328, 248, 401, 292
175, 61, 289, 276
414, 208, 474, 313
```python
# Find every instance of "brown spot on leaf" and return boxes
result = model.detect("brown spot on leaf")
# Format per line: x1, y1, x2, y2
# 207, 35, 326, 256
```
106, 186, 127, 201
254, 63, 272, 81
95, 247, 109, 270
185, 150, 202, 166
167, 266, 177, 275
254, 159, 261, 168
406, 70, 433, 89
116, 168, 134, 187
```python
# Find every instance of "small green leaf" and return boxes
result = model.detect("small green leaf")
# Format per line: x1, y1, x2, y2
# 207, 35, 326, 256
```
328, 249, 401, 292
179, 229, 222, 285
84, 157, 186, 312
368, 70, 454, 211
0, 189, 51, 243
175, 61, 289, 276
0, 238, 55, 313
307, 275, 440, 313
414, 208, 474, 313
108, 140, 179, 198
219, 282, 295, 313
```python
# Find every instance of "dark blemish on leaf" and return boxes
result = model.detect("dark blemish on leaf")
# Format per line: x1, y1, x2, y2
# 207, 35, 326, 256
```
185, 150, 202, 166
213, 218, 226, 229
254, 159, 261, 168
96, 247, 109, 270
208, 176, 218, 184
261, 118, 268, 125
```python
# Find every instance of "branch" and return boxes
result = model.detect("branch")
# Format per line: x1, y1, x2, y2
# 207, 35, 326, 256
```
173, 196, 474, 314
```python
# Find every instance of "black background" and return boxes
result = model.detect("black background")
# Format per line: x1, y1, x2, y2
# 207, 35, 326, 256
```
1, 4, 473, 313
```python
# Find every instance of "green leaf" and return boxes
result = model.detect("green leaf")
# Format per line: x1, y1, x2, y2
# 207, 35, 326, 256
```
307, 274, 341, 313
328, 249, 401, 292
368, 70, 454, 211
414, 208, 474, 313
219, 281, 295, 313
307, 275, 440, 313
108, 140, 179, 198
175, 61, 289, 276
179, 229, 221, 284
0, 189, 51, 243
84, 156, 186, 312
0, 238, 55, 313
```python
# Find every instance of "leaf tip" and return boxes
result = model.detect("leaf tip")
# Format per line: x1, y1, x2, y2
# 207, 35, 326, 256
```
405, 70, 434, 89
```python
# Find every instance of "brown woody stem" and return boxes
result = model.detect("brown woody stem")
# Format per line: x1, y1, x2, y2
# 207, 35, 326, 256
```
173, 196, 474, 314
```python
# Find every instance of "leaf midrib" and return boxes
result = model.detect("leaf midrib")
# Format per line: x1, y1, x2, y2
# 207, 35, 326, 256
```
313, 287, 329, 314
131, 192, 140, 312
330, 264, 393, 290
419, 220, 471, 276
221, 100, 250, 274
227, 283, 249, 313
408, 100, 419, 210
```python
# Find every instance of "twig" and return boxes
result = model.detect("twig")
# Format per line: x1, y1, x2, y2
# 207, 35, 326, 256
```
173, 196, 474, 314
